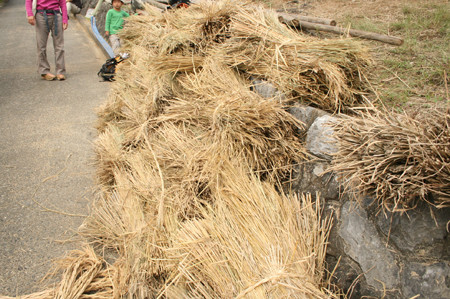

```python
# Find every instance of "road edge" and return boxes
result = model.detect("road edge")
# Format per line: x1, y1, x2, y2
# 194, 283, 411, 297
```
74, 14, 110, 60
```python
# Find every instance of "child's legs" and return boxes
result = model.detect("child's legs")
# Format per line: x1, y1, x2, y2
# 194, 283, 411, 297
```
35, 13, 51, 74
109, 34, 121, 56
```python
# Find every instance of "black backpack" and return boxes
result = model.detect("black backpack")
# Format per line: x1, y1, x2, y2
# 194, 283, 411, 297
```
98, 54, 128, 81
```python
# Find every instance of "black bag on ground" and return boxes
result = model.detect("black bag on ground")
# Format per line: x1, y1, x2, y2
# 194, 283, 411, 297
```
98, 54, 128, 81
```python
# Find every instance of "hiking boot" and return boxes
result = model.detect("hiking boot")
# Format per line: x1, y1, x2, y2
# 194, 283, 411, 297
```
56, 74, 66, 81
41, 73, 56, 81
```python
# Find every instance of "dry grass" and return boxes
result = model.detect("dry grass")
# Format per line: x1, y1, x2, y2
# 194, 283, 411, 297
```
51, 247, 113, 299
83, 0, 348, 297
162, 163, 336, 298
330, 107, 450, 212
114, 0, 372, 113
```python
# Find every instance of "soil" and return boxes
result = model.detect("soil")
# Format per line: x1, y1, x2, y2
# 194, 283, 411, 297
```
274, 0, 427, 23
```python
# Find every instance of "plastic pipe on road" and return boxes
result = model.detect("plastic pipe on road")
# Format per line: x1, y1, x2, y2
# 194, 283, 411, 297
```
90, 16, 115, 58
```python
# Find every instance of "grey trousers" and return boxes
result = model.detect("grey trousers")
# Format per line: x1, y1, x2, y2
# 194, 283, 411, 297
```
35, 12, 65, 75
109, 34, 121, 56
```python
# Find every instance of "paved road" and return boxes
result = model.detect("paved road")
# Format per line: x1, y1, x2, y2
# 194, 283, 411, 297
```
0, 0, 110, 295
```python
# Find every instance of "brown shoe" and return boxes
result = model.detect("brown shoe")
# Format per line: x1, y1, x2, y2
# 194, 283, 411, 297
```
56, 74, 66, 81
41, 73, 56, 81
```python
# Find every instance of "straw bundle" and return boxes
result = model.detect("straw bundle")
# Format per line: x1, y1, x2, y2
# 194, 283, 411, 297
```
330, 108, 450, 211
214, 8, 372, 112
80, 163, 172, 296
51, 247, 113, 299
0, 247, 114, 299
96, 65, 307, 189
163, 163, 336, 299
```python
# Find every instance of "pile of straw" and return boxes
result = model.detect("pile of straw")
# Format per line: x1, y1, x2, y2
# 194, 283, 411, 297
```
105, 0, 371, 115
163, 164, 335, 298
78, 162, 337, 298
330, 108, 450, 211
86, 0, 351, 296
9, 0, 376, 297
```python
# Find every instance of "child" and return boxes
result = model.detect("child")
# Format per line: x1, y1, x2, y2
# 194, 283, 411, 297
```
105, 0, 129, 55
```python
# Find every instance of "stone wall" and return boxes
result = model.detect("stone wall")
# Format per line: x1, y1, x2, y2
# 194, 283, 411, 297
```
253, 80, 449, 298
288, 103, 450, 299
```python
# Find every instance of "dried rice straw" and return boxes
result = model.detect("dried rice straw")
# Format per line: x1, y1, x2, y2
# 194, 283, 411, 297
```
330, 108, 450, 211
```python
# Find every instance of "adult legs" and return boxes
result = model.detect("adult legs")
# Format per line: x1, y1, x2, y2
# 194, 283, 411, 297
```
35, 13, 51, 75
50, 15, 66, 75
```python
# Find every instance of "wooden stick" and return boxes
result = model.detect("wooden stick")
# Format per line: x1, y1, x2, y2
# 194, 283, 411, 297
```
280, 17, 404, 46
444, 70, 449, 102
278, 12, 337, 26
146, 0, 167, 10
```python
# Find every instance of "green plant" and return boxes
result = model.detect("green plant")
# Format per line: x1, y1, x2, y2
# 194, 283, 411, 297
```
341, 14, 389, 34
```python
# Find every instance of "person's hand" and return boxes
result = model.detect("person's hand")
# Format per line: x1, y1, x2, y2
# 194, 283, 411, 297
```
105, 31, 109, 37
63, 22, 68, 30
27, 16, 35, 26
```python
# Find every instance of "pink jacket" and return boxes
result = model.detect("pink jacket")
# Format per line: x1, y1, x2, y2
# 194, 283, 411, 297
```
25, 0, 68, 24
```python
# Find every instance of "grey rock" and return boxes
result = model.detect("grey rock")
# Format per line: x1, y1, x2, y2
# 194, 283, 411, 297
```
292, 161, 340, 201
377, 203, 449, 257
402, 261, 450, 299
326, 254, 365, 298
338, 201, 400, 290
306, 115, 339, 160
251, 79, 286, 100
288, 104, 327, 131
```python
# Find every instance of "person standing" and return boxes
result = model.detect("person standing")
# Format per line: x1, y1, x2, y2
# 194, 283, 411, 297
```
25, 0, 68, 81
105, 0, 129, 56
66, 0, 82, 19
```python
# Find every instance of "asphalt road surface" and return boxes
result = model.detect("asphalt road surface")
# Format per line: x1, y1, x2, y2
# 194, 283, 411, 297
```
0, 0, 110, 295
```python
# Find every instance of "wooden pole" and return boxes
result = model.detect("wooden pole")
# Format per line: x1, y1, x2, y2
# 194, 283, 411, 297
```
146, 0, 168, 10
279, 16, 403, 46
278, 12, 337, 26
